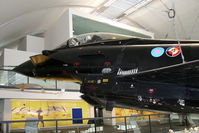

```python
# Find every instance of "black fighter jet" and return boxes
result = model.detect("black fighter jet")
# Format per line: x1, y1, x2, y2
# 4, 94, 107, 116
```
14, 32, 199, 113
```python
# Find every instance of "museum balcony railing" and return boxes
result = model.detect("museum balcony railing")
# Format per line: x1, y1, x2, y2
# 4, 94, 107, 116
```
0, 69, 80, 91
0, 114, 193, 133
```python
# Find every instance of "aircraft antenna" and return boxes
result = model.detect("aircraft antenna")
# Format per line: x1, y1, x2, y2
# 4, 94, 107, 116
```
170, 0, 185, 63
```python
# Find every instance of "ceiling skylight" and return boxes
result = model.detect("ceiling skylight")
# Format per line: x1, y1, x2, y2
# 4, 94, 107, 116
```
93, 0, 153, 20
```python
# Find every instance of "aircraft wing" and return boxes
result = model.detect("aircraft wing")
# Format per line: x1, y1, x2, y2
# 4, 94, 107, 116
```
119, 59, 199, 86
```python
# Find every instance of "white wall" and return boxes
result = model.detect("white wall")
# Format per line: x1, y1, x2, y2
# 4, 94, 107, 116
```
3, 99, 12, 121
0, 99, 12, 133
89, 106, 95, 118
3, 48, 38, 69
17, 37, 26, 51
0, 99, 12, 121
26, 35, 44, 53
0, 89, 82, 100
44, 9, 73, 50
18, 35, 44, 53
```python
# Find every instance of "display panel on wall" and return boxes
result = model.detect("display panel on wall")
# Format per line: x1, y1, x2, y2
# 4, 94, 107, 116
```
11, 100, 89, 129
73, 15, 151, 38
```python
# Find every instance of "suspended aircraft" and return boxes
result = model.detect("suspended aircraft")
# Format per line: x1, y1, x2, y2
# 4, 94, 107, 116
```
13, 32, 199, 114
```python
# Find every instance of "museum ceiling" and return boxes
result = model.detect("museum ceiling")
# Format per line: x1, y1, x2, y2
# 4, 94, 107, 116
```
0, 0, 198, 48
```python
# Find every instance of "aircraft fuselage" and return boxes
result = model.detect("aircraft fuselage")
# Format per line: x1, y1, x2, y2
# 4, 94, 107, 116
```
14, 33, 199, 113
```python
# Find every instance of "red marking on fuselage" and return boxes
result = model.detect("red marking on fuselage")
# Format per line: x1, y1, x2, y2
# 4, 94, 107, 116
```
85, 85, 98, 90
148, 88, 155, 94
62, 70, 67, 75
74, 62, 80, 66
104, 62, 111, 66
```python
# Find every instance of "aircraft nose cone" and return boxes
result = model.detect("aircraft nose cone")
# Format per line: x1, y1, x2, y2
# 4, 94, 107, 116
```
13, 60, 35, 77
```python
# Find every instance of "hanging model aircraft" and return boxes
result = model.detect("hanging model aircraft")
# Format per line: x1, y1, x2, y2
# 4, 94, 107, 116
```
13, 32, 199, 113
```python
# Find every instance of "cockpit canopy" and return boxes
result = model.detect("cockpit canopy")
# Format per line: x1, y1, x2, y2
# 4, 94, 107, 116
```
55, 32, 134, 50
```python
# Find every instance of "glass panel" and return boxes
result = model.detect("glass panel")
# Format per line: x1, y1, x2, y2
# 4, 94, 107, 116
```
112, 117, 126, 133
14, 73, 28, 85
169, 114, 187, 132
79, 120, 90, 133
136, 115, 150, 133
150, 114, 170, 133
10, 122, 26, 133
94, 117, 104, 133
57, 119, 91, 133
38, 121, 56, 133
126, 115, 142, 133
0, 71, 28, 86
87, 119, 96, 133
55, 32, 133, 49
25, 121, 38, 133
1, 123, 12, 133
57, 81, 80, 91
29, 77, 56, 89
6, 71, 16, 86
0, 70, 8, 85
6, 115, 199, 133
190, 114, 199, 129
0, 70, 57, 89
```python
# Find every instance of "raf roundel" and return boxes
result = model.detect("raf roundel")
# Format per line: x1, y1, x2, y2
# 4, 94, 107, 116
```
151, 47, 165, 57
166, 46, 181, 57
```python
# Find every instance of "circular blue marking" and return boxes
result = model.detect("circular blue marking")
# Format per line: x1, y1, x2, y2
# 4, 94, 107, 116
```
151, 47, 165, 57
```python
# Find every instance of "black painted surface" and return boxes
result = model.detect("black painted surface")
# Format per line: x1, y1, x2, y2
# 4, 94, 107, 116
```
13, 34, 199, 113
